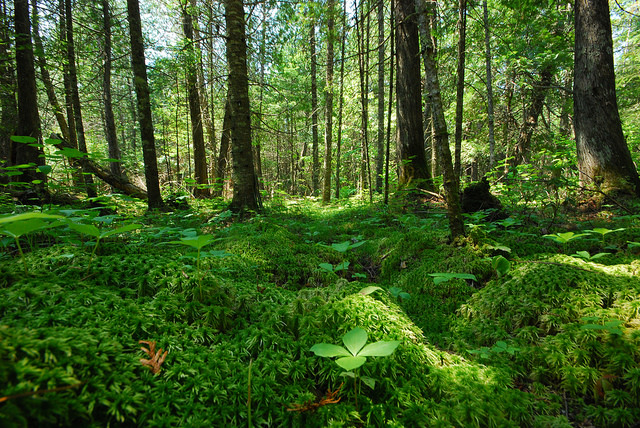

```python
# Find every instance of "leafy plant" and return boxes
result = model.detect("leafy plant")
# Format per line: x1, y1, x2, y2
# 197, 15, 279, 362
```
491, 255, 511, 277
468, 340, 520, 359
310, 327, 400, 406
389, 286, 410, 300
543, 231, 589, 245
139, 340, 168, 374
586, 227, 625, 247
428, 272, 477, 285
572, 250, 610, 261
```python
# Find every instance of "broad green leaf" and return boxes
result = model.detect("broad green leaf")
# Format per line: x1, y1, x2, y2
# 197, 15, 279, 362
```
331, 241, 351, 253
334, 261, 350, 271
588, 227, 625, 236
0, 219, 55, 238
350, 240, 366, 249
343, 327, 367, 356
67, 222, 101, 238
429, 273, 477, 285
169, 234, 217, 250
340, 371, 356, 379
573, 251, 590, 259
310, 343, 351, 358
11, 135, 37, 144
37, 165, 52, 175
0, 212, 62, 225
492, 256, 511, 276
335, 356, 366, 371
590, 252, 610, 260
543, 232, 588, 244
358, 340, 400, 357
359, 286, 381, 296
318, 262, 334, 272
100, 224, 142, 239
361, 376, 376, 389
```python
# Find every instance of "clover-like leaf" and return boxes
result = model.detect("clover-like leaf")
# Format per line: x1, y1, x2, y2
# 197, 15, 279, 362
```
359, 286, 382, 296
310, 343, 351, 358
342, 327, 367, 356
358, 340, 400, 357
336, 356, 367, 371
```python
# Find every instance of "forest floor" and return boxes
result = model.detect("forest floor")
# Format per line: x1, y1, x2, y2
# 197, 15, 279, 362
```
1, 193, 640, 427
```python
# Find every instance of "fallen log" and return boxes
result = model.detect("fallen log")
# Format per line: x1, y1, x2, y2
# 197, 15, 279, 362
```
48, 134, 148, 200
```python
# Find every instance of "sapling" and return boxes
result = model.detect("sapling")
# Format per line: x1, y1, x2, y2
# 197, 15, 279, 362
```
585, 227, 625, 247
310, 327, 400, 408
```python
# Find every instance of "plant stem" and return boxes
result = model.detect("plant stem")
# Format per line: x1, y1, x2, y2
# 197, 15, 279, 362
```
15, 237, 28, 275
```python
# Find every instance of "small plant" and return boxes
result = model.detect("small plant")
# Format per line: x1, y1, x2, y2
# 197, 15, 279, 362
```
310, 327, 400, 407
428, 272, 477, 285
468, 340, 520, 359
572, 250, 610, 261
389, 286, 410, 300
586, 227, 625, 247
318, 261, 350, 275
581, 317, 624, 336
491, 255, 511, 277
139, 340, 168, 374
543, 231, 589, 245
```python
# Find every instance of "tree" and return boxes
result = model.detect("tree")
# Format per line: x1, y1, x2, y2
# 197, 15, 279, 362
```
322, 0, 335, 204
0, 0, 17, 172
126, 0, 164, 209
574, 0, 640, 197
182, 0, 210, 198
375, 0, 385, 193
310, 18, 319, 195
483, 0, 496, 169
14, 0, 45, 192
225, 0, 261, 213
395, 0, 430, 190
453, 0, 467, 179
101, 0, 122, 178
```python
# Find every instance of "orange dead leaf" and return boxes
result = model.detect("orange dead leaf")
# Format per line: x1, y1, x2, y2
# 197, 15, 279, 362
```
287, 383, 342, 413
139, 340, 168, 374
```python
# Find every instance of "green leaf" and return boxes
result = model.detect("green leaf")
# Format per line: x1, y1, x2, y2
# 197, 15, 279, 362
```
335, 356, 366, 371
37, 165, 52, 175
429, 273, 477, 285
67, 222, 101, 238
543, 232, 589, 244
492, 255, 511, 276
358, 340, 400, 357
340, 371, 356, 379
310, 343, 351, 358
350, 240, 367, 249
359, 286, 381, 296
318, 262, 334, 272
0, 212, 62, 225
11, 135, 37, 144
331, 241, 351, 253
343, 327, 367, 356
169, 234, 217, 250
361, 376, 376, 389
100, 224, 142, 239
0, 219, 55, 238
334, 261, 350, 271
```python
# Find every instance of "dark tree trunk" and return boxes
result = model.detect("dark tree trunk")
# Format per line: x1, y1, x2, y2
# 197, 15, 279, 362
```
574, 0, 640, 196
14, 0, 45, 191
322, 0, 335, 204
0, 0, 17, 171
126, 0, 164, 209
214, 92, 232, 198
395, 0, 430, 190
375, 0, 385, 193
182, 2, 210, 197
310, 20, 319, 195
453, 0, 467, 179
224, 0, 261, 214
101, 0, 122, 178
65, 0, 97, 198
483, 0, 496, 169
335, 0, 347, 199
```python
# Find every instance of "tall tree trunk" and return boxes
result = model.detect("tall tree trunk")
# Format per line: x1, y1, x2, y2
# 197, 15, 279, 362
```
215, 91, 232, 198
225, 0, 261, 213
31, 0, 69, 143
14, 0, 45, 192
375, 0, 385, 193
310, 19, 320, 195
483, 0, 496, 169
453, 0, 467, 179
417, 0, 465, 239
322, 0, 335, 204
395, 0, 430, 190
574, 0, 640, 197
255, 5, 267, 191
101, 0, 122, 178
335, 0, 347, 199
384, 1, 395, 205
356, 0, 373, 199
126, 0, 164, 209
0, 0, 17, 171
65, 0, 97, 198
513, 67, 552, 166
182, 1, 210, 198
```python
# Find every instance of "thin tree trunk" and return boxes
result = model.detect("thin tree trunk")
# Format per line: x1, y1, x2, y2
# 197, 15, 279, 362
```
335, 0, 347, 200
375, 0, 385, 193
384, 2, 394, 205
310, 19, 320, 195
102, 0, 122, 178
126, 0, 164, 209
214, 92, 231, 198
453, 0, 467, 178
0, 0, 17, 171
225, 0, 261, 213
483, 0, 496, 169
59, 0, 77, 160
322, 0, 335, 204
182, 2, 209, 197
356, 0, 372, 199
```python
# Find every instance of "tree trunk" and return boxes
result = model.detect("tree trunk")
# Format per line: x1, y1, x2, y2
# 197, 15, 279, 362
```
453, 0, 467, 179
335, 0, 347, 199
375, 0, 385, 193
0, 0, 17, 172
322, 0, 335, 204
396, 0, 431, 190
225, 0, 261, 214
126, 0, 164, 209
214, 91, 232, 198
14, 0, 45, 192
65, 0, 97, 198
182, 2, 210, 198
310, 19, 320, 195
417, 0, 465, 239
101, 0, 122, 178
483, 0, 496, 169
384, 1, 395, 205
574, 0, 640, 197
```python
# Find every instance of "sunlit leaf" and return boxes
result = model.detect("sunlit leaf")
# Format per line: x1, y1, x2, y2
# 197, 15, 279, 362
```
342, 327, 367, 356
335, 356, 366, 371
310, 343, 351, 358
358, 341, 400, 357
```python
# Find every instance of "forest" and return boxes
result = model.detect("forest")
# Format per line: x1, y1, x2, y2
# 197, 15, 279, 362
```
1, 0, 640, 426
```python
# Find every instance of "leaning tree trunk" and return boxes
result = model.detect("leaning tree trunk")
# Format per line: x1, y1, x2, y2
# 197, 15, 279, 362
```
574, 0, 640, 197
126, 0, 164, 209
14, 0, 45, 192
396, 0, 431, 190
225, 0, 261, 214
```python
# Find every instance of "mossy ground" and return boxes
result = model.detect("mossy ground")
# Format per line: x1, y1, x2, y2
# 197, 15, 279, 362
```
1, 196, 639, 426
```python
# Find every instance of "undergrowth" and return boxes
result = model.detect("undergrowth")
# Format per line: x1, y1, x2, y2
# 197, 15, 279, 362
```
1, 198, 639, 426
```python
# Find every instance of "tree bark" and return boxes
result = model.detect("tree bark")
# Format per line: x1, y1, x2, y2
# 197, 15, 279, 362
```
322, 0, 335, 204
335, 0, 347, 199
126, 0, 164, 209
453, 0, 467, 179
65, 0, 97, 198
182, 1, 210, 197
0, 0, 17, 171
310, 19, 320, 195
574, 0, 640, 197
101, 0, 122, 178
396, 0, 430, 190
214, 91, 232, 198
483, 0, 496, 169
375, 0, 385, 193
14, 0, 45, 191
417, 0, 464, 239
224, 0, 261, 214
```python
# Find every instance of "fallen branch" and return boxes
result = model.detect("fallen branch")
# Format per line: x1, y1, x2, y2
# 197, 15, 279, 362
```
0, 382, 84, 403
